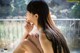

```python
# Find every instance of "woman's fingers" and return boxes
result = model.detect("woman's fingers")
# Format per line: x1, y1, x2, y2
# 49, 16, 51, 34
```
25, 21, 34, 33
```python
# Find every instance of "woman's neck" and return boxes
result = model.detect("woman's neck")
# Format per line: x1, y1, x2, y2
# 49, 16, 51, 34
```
35, 22, 43, 32
37, 25, 43, 32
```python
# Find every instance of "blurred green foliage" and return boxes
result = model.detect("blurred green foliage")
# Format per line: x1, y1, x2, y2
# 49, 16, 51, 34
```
70, 2, 80, 18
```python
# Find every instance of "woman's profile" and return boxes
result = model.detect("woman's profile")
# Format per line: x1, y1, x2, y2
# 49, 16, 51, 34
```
13, 0, 70, 53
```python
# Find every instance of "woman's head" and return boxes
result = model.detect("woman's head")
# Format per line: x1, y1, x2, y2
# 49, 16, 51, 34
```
26, 1, 70, 53
26, 0, 49, 29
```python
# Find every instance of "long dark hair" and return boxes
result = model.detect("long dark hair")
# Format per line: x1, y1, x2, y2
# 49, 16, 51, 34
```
27, 1, 70, 53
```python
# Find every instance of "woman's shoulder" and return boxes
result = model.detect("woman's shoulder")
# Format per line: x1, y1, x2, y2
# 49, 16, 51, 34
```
43, 29, 52, 40
23, 34, 43, 52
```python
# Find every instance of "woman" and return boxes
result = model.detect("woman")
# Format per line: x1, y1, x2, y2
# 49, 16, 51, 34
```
13, 1, 70, 53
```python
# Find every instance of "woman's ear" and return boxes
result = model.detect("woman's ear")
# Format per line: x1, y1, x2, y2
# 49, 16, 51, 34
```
34, 14, 39, 20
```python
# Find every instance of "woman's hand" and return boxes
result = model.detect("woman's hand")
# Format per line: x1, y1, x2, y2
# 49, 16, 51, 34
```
22, 21, 34, 40
25, 21, 34, 33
